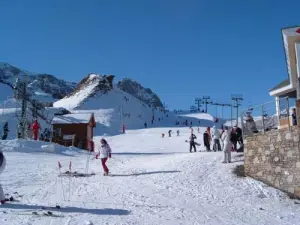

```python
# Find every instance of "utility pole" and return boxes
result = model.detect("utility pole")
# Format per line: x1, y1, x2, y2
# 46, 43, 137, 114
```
231, 94, 243, 126
195, 98, 202, 111
14, 77, 28, 139
201, 96, 211, 113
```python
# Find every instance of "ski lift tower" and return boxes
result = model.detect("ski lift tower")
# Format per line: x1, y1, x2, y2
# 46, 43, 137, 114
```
231, 94, 243, 127
14, 77, 28, 139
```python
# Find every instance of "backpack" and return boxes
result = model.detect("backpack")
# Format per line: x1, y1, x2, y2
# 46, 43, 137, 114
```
0, 151, 3, 168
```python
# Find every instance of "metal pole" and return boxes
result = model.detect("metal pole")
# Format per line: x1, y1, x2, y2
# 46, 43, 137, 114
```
222, 105, 224, 120
236, 103, 239, 126
230, 104, 233, 127
286, 97, 290, 131
262, 104, 265, 134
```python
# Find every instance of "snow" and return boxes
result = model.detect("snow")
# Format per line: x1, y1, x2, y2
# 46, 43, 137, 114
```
52, 113, 93, 124
0, 127, 300, 225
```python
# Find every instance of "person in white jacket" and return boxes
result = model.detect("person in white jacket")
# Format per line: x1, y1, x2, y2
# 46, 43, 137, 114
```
0, 151, 6, 204
212, 126, 221, 151
221, 127, 232, 163
96, 139, 112, 176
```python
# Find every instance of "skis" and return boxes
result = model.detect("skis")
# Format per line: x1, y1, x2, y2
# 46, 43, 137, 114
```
3, 210, 64, 218
58, 171, 96, 178
1, 205, 64, 217
1, 192, 23, 204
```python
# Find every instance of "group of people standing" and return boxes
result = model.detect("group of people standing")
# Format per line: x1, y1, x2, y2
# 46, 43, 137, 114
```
189, 125, 243, 163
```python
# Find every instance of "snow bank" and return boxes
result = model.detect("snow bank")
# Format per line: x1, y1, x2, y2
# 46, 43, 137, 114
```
0, 139, 82, 156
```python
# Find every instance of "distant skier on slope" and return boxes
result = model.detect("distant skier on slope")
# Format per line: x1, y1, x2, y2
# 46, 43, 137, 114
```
95, 138, 112, 176
168, 130, 172, 137
212, 126, 221, 151
189, 132, 197, 153
177, 130, 180, 136
0, 151, 6, 204
221, 126, 232, 163
2, 122, 9, 140
31, 119, 40, 140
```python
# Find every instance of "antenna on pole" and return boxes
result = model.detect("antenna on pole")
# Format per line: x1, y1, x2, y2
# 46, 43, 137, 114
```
195, 98, 202, 111
200, 96, 211, 113
231, 94, 243, 126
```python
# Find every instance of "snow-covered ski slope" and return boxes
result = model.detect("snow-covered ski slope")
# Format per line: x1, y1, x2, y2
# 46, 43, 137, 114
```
53, 80, 223, 135
1, 127, 300, 225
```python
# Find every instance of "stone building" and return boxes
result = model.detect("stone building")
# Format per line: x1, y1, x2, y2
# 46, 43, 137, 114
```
245, 26, 300, 198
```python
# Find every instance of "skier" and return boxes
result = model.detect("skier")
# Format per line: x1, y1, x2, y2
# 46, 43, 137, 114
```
230, 128, 238, 151
144, 122, 147, 128
95, 138, 112, 176
177, 130, 180, 136
189, 132, 197, 153
221, 126, 232, 163
168, 130, 172, 137
2, 122, 9, 140
292, 108, 297, 126
203, 128, 211, 151
245, 113, 258, 133
235, 126, 243, 152
0, 151, 6, 204
31, 119, 40, 140
212, 126, 221, 151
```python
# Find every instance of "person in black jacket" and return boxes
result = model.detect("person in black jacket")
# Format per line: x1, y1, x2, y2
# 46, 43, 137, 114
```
189, 132, 197, 153
203, 130, 211, 151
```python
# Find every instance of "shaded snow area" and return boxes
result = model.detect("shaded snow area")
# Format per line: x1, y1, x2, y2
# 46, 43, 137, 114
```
1, 127, 299, 225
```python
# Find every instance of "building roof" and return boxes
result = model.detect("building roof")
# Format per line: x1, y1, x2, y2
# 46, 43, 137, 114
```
269, 79, 290, 92
51, 113, 93, 125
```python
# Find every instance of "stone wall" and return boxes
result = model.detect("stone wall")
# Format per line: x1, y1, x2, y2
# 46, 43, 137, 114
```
244, 126, 300, 197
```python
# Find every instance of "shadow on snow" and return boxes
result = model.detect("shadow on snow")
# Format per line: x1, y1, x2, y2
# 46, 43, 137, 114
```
0, 203, 131, 216
111, 170, 180, 177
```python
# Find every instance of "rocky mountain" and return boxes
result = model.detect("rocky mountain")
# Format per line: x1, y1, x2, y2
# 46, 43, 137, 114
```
0, 62, 76, 102
117, 78, 163, 108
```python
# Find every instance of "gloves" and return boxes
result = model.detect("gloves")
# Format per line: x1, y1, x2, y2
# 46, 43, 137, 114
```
109, 153, 112, 158
95, 154, 99, 159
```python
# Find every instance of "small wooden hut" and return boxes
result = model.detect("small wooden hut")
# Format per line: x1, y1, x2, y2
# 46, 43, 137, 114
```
51, 113, 96, 150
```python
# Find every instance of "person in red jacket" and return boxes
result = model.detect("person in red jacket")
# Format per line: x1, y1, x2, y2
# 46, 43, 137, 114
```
31, 119, 40, 140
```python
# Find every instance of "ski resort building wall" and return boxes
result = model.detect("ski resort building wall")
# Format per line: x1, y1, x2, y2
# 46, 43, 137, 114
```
244, 126, 300, 198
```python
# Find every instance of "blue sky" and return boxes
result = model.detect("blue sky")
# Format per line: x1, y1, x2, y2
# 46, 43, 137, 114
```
0, 0, 299, 117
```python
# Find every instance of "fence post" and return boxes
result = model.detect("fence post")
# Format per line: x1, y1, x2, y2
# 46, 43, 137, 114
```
262, 104, 265, 134
286, 97, 290, 131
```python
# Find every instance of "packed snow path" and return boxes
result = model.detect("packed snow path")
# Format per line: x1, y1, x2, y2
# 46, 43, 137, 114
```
0, 128, 300, 225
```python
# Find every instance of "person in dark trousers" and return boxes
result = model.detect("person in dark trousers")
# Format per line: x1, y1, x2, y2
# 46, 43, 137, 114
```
0, 151, 6, 204
230, 128, 238, 151
235, 126, 243, 147
292, 108, 297, 126
203, 130, 211, 151
144, 122, 147, 128
168, 130, 172, 137
2, 122, 9, 140
189, 132, 197, 152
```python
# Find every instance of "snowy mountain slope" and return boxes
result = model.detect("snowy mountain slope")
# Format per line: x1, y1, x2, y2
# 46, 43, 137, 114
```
54, 74, 220, 136
117, 78, 163, 108
0, 127, 299, 225
0, 62, 76, 104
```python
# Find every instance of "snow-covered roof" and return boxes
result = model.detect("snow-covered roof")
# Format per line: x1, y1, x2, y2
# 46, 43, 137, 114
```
51, 113, 93, 125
